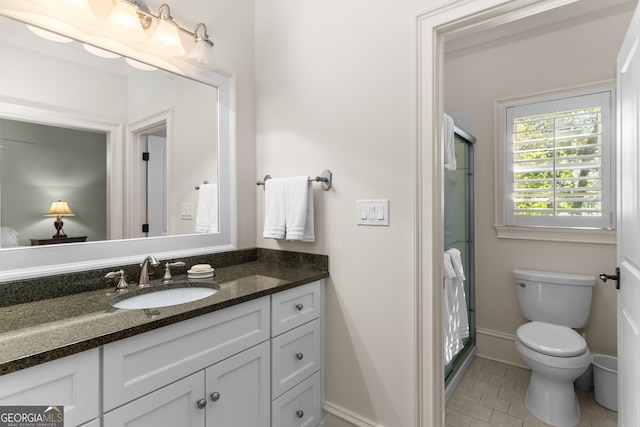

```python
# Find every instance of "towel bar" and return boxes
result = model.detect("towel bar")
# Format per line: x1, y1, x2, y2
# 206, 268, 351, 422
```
194, 181, 209, 190
256, 169, 332, 190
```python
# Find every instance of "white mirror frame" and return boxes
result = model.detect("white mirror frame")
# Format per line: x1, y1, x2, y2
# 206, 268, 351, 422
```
0, 0, 236, 281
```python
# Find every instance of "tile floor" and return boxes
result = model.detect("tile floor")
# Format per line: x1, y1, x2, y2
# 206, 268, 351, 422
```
445, 357, 618, 427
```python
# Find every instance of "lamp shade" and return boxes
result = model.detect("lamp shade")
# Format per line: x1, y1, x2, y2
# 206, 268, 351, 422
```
151, 19, 185, 56
107, 0, 146, 40
44, 200, 75, 217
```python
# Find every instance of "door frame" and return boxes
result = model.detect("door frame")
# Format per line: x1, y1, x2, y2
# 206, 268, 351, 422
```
414, 0, 582, 425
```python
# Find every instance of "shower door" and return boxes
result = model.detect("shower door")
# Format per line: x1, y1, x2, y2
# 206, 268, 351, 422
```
444, 130, 475, 384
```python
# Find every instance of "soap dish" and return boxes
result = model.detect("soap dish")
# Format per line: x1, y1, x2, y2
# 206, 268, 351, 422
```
187, 268, 214, 279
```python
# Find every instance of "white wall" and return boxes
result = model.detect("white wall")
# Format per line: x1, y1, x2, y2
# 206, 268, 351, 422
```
444, 6, 634, 365
254, 1, 438, 425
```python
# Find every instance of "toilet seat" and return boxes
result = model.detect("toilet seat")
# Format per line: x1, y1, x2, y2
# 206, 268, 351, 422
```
517, 321, 587, 357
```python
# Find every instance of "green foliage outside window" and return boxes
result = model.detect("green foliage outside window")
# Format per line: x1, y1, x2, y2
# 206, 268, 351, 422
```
512, 107, 602, 217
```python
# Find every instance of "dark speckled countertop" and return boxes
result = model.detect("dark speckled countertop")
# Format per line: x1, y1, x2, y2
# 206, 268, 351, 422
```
0, 249, 328, 376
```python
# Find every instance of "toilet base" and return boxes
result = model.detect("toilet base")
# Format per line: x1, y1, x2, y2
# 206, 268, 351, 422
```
525, 371, 580, 427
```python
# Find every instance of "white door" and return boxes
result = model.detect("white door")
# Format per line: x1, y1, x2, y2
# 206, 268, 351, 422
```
146, 134, 167, 237
616, 4, 640, 425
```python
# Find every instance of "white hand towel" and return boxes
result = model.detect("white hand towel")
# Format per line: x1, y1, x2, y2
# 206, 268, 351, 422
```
446, 248, 469, 339
446, 248, 466, 281
285, 176, 315, 242
443, 113, 456, 171
195, 183, 218, 233
444, 252, 462, 364
263, 178, 287, 239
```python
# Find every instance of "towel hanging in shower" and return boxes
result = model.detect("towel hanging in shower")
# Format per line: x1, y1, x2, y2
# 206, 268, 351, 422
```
443, 249, 469, 364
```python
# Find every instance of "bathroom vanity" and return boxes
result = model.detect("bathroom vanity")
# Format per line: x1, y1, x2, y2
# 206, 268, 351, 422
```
0, 250, 328, 427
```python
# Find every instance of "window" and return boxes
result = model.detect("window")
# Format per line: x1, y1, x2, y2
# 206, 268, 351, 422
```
502, 89, 615, 230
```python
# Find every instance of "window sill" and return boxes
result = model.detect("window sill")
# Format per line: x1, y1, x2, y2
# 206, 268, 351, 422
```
494, 225, 616, 245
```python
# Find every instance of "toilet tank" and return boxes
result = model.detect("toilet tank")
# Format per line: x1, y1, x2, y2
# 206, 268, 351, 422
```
514, 269, 596, 328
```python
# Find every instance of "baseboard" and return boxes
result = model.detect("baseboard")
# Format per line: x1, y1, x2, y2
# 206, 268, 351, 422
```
476, 327, 528, 369
323, 401, 384, 427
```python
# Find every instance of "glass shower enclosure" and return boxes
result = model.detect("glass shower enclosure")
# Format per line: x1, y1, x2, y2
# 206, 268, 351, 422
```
444, 126, 476, 396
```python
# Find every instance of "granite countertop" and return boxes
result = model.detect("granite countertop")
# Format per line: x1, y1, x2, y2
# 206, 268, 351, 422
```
0, 258, 328, 376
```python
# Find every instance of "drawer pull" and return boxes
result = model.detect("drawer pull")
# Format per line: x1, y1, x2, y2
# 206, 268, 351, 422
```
296, 352, 304, 360
197, 399, 207, 409
295, 303, 304, 311
210, 392, 220, 402
296, 410, 304, 418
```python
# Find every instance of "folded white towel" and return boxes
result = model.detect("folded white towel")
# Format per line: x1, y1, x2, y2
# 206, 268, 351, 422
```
263, 178, 287, 239
195, 183, 218, 233
443, 113, 456, 171
284, 176, 310, 241
446, 248, 466, 281
263, 176, 315, 242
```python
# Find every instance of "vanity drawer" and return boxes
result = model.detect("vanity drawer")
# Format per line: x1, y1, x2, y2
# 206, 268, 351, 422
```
272, 318, 321, 398
103, 296, 269, 411
0, 348, 99, 427
271, 371, 322, 427
272, 280, 322, 336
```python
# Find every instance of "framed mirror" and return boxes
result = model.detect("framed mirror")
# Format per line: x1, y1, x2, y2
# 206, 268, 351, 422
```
0, 1, 236, 281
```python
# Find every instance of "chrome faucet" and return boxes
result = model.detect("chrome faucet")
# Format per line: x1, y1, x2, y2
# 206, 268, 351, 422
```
138, 255, 160, 288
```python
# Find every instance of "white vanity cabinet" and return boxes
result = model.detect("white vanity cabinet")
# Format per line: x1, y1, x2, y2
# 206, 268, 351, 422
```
270, 280, 324, 427
0, 348, 100, 427
102, 296, 271, 427
0, 278, 325, 427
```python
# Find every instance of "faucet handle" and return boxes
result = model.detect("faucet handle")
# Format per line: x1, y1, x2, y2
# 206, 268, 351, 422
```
162, 261, 186, 284
106, 269, 128, 293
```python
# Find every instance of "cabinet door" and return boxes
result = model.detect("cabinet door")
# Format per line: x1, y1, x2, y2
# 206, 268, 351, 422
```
0, 348, 99, 427
206, 341, 270, 427
103, 372, 205, 427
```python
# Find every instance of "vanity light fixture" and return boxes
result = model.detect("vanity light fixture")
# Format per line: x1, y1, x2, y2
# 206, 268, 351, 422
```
44, 200, 75, 238
104, 0, 214, 60
150, 4, 185, 57
187, 23, 215, 65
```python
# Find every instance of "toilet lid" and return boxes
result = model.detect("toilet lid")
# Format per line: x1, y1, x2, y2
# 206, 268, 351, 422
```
517, 321, 587, 357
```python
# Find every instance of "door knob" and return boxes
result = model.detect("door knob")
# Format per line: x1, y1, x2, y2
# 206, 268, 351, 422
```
599, 266, 620, 289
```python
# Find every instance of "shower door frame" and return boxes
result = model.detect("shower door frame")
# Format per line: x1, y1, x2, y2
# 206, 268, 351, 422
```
444, 126, 476, 390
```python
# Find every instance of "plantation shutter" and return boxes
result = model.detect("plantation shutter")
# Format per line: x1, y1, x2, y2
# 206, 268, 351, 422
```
505, 90, 614, 229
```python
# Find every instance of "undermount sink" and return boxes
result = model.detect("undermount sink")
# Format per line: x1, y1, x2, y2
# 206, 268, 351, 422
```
112, 287, 218, 310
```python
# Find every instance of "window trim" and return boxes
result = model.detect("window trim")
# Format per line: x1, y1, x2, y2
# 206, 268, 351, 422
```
494, 80, 617, 244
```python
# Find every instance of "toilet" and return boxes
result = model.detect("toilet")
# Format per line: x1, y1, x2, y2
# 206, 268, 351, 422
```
514, 269, 596, 427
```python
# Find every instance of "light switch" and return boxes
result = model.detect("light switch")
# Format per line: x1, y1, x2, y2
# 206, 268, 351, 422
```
356, 200, 389, 226
181, 203, 193, 220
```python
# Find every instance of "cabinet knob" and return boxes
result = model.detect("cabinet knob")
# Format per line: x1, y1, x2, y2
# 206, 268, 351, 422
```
296, 410, 304, 418
295, 303, 304, 311
296, 352, 304, 360
197, 399, 207, 409
210, 391, 220, 402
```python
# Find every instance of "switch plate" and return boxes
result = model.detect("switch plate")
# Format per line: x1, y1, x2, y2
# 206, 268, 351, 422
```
356, 200, 389, 226
181, 203, 193, 220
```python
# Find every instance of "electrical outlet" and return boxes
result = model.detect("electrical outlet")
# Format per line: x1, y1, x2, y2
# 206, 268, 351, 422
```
181, 203, 193, 220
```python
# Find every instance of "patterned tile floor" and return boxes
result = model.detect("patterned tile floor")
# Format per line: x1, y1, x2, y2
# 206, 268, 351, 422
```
446, 357, 618, 427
